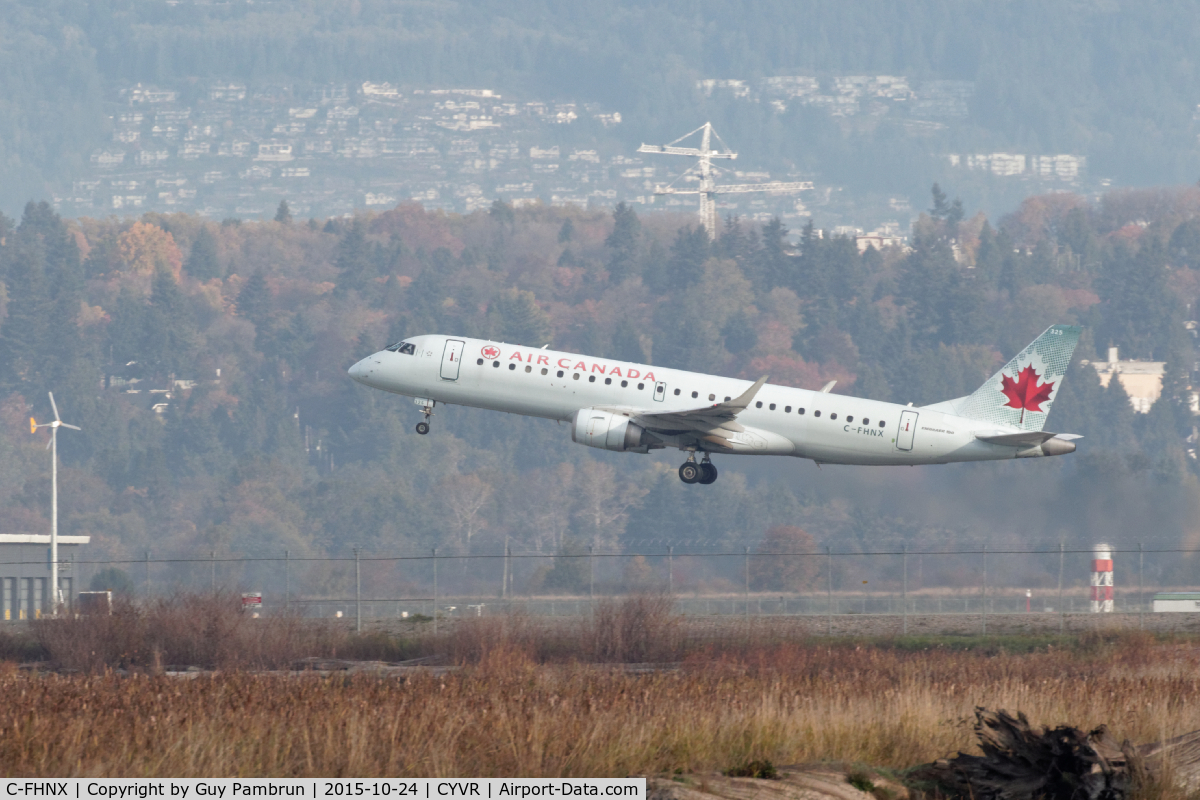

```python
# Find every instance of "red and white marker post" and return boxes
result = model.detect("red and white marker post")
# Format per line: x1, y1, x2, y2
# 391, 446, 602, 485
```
1091, 544, 1114, 613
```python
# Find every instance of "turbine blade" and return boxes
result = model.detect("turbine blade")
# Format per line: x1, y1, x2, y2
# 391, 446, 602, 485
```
45, 435, 52, 450
48, 392, 60, 422
60, 423, 81, 431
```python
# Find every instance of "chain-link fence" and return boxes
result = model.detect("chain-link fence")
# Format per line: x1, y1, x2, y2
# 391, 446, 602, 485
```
4, 544, 1198, 634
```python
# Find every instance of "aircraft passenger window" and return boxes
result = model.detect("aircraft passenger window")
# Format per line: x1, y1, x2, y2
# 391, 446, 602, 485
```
525, 365, 532, 373
493, 361, 500, 368
605, 377, 612, 385
621, 380, 628, 387
798, 408, 805, 415
755, 401, 763, 409
573, 373, 581, 380
769, 403, 776, 411
542, 368, 549, 376
725, 396, 731, 401
879, 420, 886, 428
708, 394, 716, 401
814, 410, 821, 417
846, 415, 853, 423
509, 363, 516, 371
673, 388, 680, 396
637, 382, 644, 390
785, 406, 792, 413
557, 370, 564, 378
862, 418, 869, 425
589, 375, 596, 382
830, 413, 837, 420
477, 358, 484, 365
692, 391, 698, 398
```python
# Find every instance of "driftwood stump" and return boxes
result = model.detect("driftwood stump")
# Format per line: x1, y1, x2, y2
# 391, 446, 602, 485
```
914, 708, 1200, 800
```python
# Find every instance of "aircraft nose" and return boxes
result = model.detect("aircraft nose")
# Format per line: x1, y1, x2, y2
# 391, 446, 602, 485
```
348, 357, 372, 384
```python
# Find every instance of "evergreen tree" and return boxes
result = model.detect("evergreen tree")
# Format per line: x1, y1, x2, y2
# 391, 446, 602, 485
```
237, 269, 272, 328
333, 219, 374, 296
488, 199, 515, 226
0, 235, 52, 391
492, 288, 552, 346
557, 218, 574, 243
142, 265, 199, 375
756, 217, 789, 289
274, 200, 292, 225
611, 319, 646, 363
185, 225, 222, 280
660, 225, 709, 291
604, 202, 640, 283
1098, 373, 1138, 452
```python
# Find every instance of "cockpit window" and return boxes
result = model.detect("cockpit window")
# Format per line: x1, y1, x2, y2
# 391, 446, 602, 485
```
385, 341, 416, 355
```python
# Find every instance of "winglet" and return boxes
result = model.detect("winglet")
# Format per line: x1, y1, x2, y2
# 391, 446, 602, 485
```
722, 375, 769, 412
820, 380, 837, 393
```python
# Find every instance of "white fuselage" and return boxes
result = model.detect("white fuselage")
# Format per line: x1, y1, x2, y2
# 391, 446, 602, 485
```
349, 335, 1044, 466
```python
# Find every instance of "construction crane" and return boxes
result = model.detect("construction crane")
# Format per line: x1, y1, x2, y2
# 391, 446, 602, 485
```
638, 122, 813, 237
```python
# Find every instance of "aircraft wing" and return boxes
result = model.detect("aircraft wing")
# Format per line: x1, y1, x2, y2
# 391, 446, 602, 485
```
598, 375, 769, 443
975, 430, 1082, 446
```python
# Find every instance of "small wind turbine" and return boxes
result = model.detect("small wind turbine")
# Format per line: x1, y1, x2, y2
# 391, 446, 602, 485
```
31, 393, 80, 616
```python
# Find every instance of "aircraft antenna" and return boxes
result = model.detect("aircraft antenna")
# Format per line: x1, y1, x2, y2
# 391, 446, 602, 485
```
638, 122, 813, 236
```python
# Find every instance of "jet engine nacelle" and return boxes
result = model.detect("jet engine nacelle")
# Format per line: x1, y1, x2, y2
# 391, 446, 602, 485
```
571, 408, 654, 453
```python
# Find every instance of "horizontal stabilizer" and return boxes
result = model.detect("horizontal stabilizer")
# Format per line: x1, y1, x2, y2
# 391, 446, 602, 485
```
976, 431, 1082, 446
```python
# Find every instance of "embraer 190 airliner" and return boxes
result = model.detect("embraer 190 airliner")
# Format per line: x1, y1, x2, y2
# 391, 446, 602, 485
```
348, 325, 1082, 485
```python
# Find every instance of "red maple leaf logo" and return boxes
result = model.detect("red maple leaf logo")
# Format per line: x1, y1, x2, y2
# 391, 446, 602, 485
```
481, 345, 500, 360
999, 363, 1055, 423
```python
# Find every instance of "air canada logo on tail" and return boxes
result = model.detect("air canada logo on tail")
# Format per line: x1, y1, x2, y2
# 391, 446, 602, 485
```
999, 363, 1055, 424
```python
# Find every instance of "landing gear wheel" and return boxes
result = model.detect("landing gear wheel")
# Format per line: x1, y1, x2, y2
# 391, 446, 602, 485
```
415, 421, 430, 435
678, 462, 702, 484
698, 463, 718, 484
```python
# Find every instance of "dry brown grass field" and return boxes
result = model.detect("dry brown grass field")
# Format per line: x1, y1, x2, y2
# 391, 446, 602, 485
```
2, 594, 1199, 791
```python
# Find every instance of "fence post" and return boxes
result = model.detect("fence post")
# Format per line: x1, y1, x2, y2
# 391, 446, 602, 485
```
981, 544, 988, 636
589, 545, 594, 618
285, 549, 290, 611
827, 545, 833, 636
1058, 542, 1065, 636
1139, 542, 1145, 628
354, 548, 361, 634
145, 550, 150, 597
503, 537, 510, 601
744, 546, 750, 624
210, 550, 215, 592
903, 543, 908, 636
668, 545, 673, 597
432, 547, 438, 637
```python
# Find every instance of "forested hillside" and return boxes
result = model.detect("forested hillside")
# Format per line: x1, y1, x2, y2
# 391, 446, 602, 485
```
2, 187, 1200, 592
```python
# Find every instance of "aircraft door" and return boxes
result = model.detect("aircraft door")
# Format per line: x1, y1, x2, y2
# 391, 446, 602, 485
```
896, 410, 918, 451
653, 381, 667, 402
439, 339, 465, 380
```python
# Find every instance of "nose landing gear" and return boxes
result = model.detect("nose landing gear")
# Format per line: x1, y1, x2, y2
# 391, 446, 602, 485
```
678, 454, 719, 485
415, 398, 435, 435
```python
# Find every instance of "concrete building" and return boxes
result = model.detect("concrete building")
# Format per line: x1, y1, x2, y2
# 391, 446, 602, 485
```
1, 534, 90, 620
1086, 346, 1165, 413
1152, 592, 1200, 612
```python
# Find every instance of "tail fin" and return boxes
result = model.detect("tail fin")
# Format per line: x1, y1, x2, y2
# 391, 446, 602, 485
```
926, 325, 1082, 431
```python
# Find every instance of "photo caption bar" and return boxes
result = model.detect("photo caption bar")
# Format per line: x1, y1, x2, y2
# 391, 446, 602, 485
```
3, 780, 645, 800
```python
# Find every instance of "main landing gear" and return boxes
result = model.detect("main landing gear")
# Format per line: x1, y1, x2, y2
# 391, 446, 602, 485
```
678, 454, 718, 485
